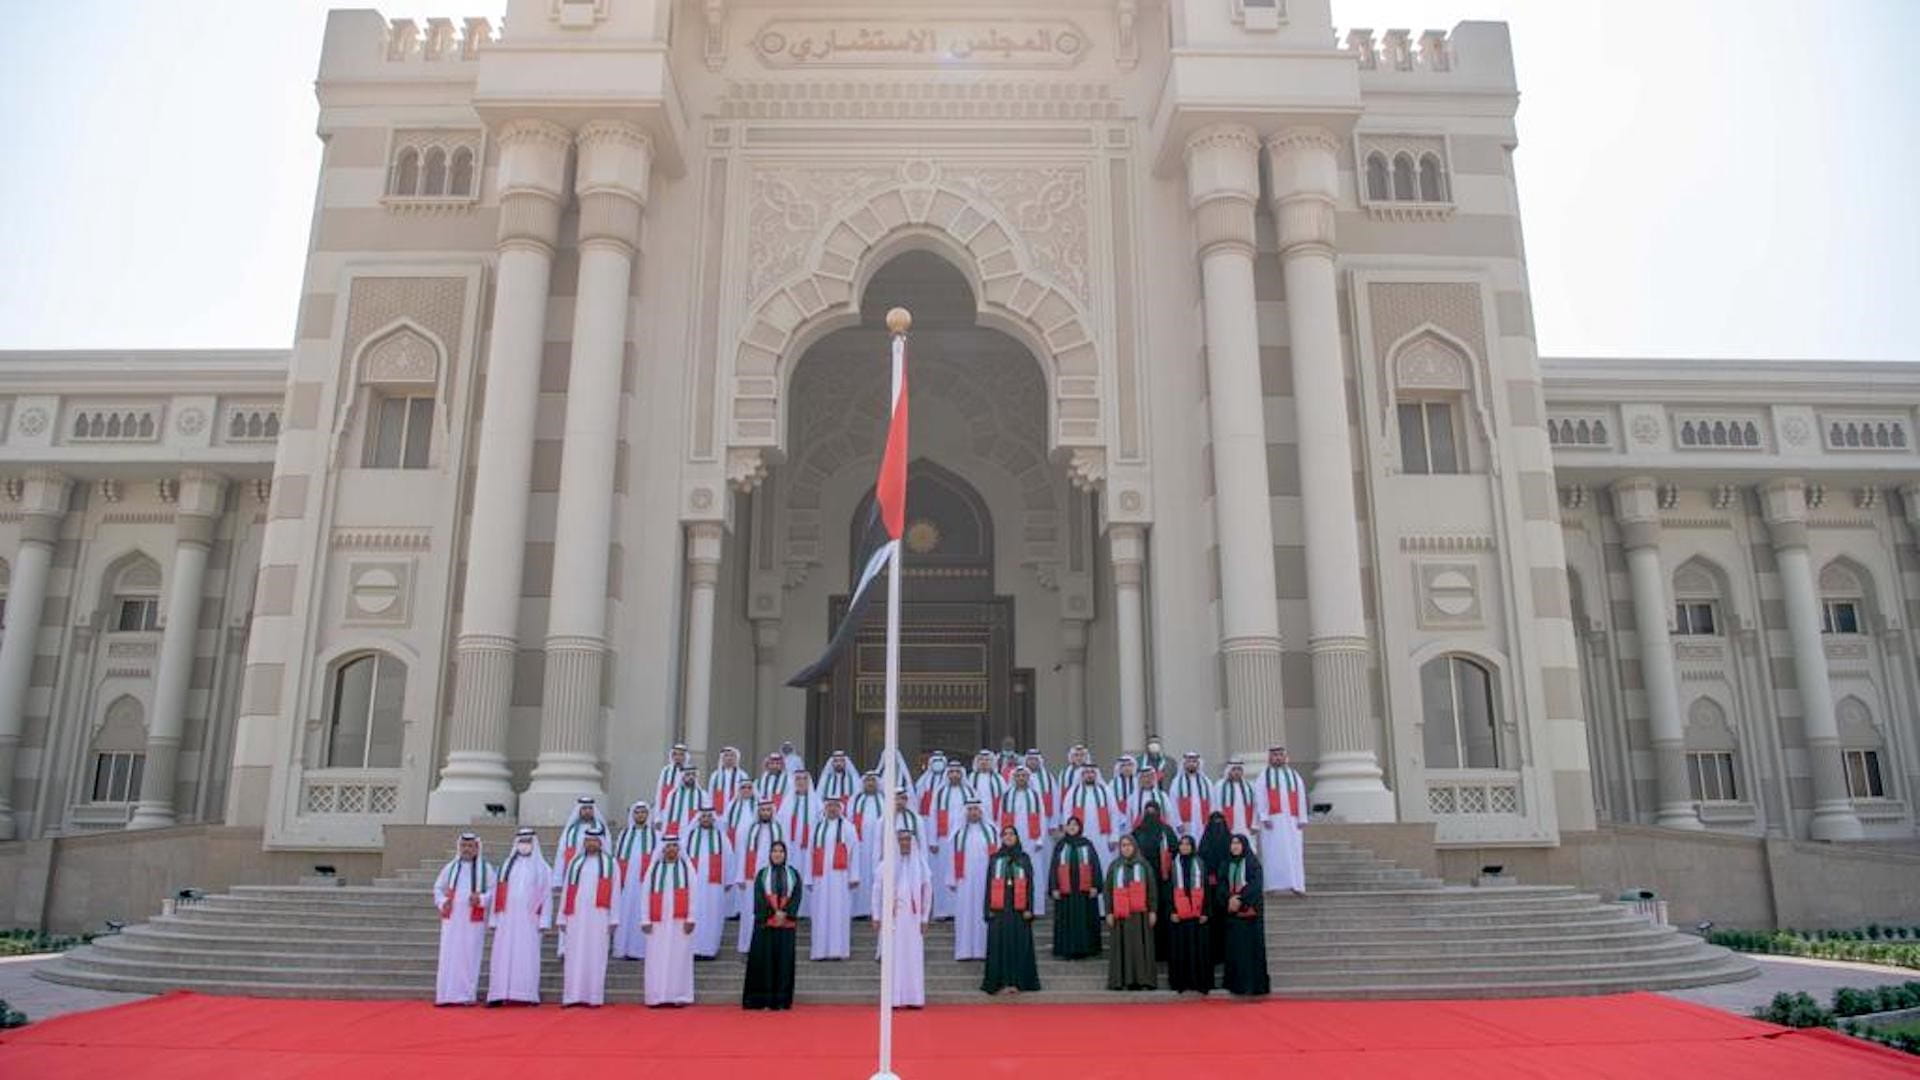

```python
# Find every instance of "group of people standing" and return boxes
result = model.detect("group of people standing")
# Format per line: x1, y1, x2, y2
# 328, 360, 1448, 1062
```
432, 737, 1307, 1007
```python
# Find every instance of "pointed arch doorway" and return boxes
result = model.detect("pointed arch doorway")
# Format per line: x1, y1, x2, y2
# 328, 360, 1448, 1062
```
806, 459, 1034, 765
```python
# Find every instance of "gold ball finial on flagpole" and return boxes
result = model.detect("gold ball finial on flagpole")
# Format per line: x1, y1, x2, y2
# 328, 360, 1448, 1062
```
886, 306, 912, 334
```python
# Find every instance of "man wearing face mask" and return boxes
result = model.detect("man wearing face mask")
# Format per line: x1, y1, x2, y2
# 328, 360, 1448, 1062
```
487, 828, 551, 1005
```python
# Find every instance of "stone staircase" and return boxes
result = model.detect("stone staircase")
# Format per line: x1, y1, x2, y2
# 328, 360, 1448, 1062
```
39, 839, 1755, 1003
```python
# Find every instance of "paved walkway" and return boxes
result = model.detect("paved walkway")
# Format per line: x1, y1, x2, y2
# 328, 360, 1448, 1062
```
1662, 953, 1917, 1015
0, 954, 145, 1023
1, 947, 1913, 1026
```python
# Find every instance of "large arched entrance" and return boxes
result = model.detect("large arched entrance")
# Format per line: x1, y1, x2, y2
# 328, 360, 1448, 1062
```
784, 250, 1060, 763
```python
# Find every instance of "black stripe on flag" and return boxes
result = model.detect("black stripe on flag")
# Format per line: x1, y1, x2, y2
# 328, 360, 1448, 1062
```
786, 504, 896, 688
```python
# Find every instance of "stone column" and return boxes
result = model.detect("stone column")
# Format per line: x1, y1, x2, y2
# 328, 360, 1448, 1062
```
128, 472, 226, 830
1060, 619, 1089, 750
1610, 477, 1699, 828
1267, 128, 1394, 821
1760, 478, 1864, 841
681, 523, 724, 769
427, 119, 571, 825
1109, 524, 1149, 755
1185, 125, 1286, 763
752, 619, 781, 757
0, 471, 70, 841
522, 122, 652, 825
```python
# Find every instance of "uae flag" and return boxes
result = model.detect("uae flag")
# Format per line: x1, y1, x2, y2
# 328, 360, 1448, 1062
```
787, 324, 909, 687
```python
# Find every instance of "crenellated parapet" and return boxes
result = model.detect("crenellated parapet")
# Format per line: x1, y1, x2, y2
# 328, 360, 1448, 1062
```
383, 16, 494, 62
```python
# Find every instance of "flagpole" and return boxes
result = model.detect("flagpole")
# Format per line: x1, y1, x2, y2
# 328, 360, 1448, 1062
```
873, 307, 910, 1080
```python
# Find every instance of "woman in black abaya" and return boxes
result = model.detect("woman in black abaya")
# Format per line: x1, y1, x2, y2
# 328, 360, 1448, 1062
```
1197, 810, 1234, 966
1130, 802, 1178, 962
981, 826, 1041, 995
741, 840, 802, 1009
1165, 834, 1213, 994
1220, 834, 1271, 997
1047, 815, 1102, 959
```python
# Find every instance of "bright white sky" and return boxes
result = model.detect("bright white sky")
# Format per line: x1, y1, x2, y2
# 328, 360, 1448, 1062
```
0, 1, 1914, 360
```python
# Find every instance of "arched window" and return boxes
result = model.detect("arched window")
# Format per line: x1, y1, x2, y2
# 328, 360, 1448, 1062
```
390, 146, 420, 196
1420, 655, 1499, 769
109, 555, 163, 632
1391, 153, 1417, 200
1837, 697, 1889, 800
421, 147, 448, 197
1684, 698, 1739, 802
325, 652, 406, 769
449, 146, 475, 197
1418, 153, 1447, 201
1671, 560, 1724, 636
1391, 333, 1472, 476
90, 696, 148, 803
1365, 152, 1390, 201
1818, 562, 1866, 635
357, 326, 440, 470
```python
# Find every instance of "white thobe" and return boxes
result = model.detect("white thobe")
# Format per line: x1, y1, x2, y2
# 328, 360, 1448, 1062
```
612, 836, 654, 960
708, 766, 749, 821
1259, 765, 1309, 892
1062, 783, 1120, 859
487, 852, 551, 1003
683, 825, 732, 958
947, 821, 996, 960
639, 857, 697, 1006
557, 855, 619, 1006
433, 859, 492, 1005
968, 771, 1006, 820
654, 762, 684, 812
1216, 777, 1261, 838
875, 861, 931, 1007
818, 763, 859, 803
1108, 775, 1142, 836
925, 784, 970, 918
1166, 771, 1215, 840
723, 802, 760, 919
847, 793, 887, 919
734, 819, 787, 953
781, 791, 821, 916
807, 817, 860, 959
1000, 787, 1050, 917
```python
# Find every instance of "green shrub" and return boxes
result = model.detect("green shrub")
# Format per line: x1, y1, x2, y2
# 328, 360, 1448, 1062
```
1755, 991, 1832, 1028
0, 999, 25, 1029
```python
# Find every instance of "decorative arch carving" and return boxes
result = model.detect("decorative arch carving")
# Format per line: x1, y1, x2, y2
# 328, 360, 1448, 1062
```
92, 694, 148, 749
1835, 694, 1881, 743
358, 322, 443, 386
1393, 332, 1471, 392
728, 162, 1102, 459
1684, 697, 1736, 750
95, 549, 163, 617
1672, 557, 1726, 599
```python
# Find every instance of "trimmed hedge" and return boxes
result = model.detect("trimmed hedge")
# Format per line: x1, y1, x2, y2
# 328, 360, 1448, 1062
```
0, 999, 25, 1029
1751, 982, 1920, 1057
1709, 928, 1920, 971
0, 928, 97, 957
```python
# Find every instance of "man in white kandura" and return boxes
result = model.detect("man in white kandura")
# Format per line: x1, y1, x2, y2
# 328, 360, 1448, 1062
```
612, 801, 656, 961
818, 748, 859, 803
708, 745, 748, 821
1167, 752, 1214, 841
488, 827, 550, 1005
876, 829, 932, 1008
1217, 758, 1261, 839
655, 743, 691, 809
848, 771, 887, 920
778, 740, 806, 777
557, 824, 619, 1007
1259, 745, 1309, 895
1063, 764, 1120, 858
1002, 766, 1051, 917
927, 762, 970, 919
664, 766, 705, 832
640, 829, 697, 1006
552, 796, 601, 888
735, 798, 786, 954
683, 804, 731, 959
948, 797, 997, 961
433, 832, 494, 1005
808, 796, 860, 959
723, 777, 758, 919
755, 751, 793, 811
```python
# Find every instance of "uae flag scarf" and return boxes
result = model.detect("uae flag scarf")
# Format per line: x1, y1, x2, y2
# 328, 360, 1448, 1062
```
563, 851, 614, 916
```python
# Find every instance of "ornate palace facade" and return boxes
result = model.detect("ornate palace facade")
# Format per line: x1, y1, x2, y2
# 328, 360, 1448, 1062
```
0, 1, 1912, 853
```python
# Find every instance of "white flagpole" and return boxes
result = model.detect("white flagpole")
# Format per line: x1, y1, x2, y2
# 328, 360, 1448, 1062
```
874, 308, 910, 1080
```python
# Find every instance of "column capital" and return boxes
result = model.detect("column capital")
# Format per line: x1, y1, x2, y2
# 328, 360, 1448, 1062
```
1265, 127, 1341, 257
1184, 124, 1260, 258
1897, 482, 1920, 531
751, 618, 781, 656
1109, 522, 1146, 586
574, 120, 652, 254
687, 521, 724, 584
1758, 477, 1811, 549
493, 119, 571, 253
1609, 476, 1663, 550
7, 470, 70, 545
1059, 618, 1088, 663
173, 470, 228, 520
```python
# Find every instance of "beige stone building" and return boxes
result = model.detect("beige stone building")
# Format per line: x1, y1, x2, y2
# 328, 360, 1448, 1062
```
0, 1, 1913, 865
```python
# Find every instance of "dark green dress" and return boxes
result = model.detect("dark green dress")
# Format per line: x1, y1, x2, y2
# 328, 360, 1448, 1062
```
1047, 834, 1102, 959
742, 864, 803, 1009
981, 847, 1041, 993
1103, 856, 1157, 990
1220, 853, 1271, 997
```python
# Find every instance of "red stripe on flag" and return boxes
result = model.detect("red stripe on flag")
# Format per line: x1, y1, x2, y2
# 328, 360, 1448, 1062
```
876, 336, 909, 540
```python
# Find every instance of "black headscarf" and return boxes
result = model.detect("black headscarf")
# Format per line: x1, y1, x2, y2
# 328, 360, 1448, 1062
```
1198, 810, 1233, 870
1225, 833, 1264, 895
1173, 833, 1204, 892
1131, 802, 1175, 878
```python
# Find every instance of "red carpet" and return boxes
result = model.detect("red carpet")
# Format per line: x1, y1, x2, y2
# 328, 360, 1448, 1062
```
2, 991, 1916, 1079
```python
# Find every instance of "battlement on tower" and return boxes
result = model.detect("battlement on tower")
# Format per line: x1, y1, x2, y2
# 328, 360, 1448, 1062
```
1340, 21, 1516, 95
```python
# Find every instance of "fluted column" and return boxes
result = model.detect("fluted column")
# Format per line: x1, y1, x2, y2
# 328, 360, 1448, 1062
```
1760, 478, 1864, 841
128, 472, 226, 830
0, 471, 70, 841
1185, 125, 1286, 763
1267, 128, 1394, 821
1611, 478, 1698, 828
427, 119, 571, 824
752, 619, 781, 758
681, 523, 724, 770
1060, 619, 1089, 750
522, 122, 652, 826
1109, 524, 1149, 755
